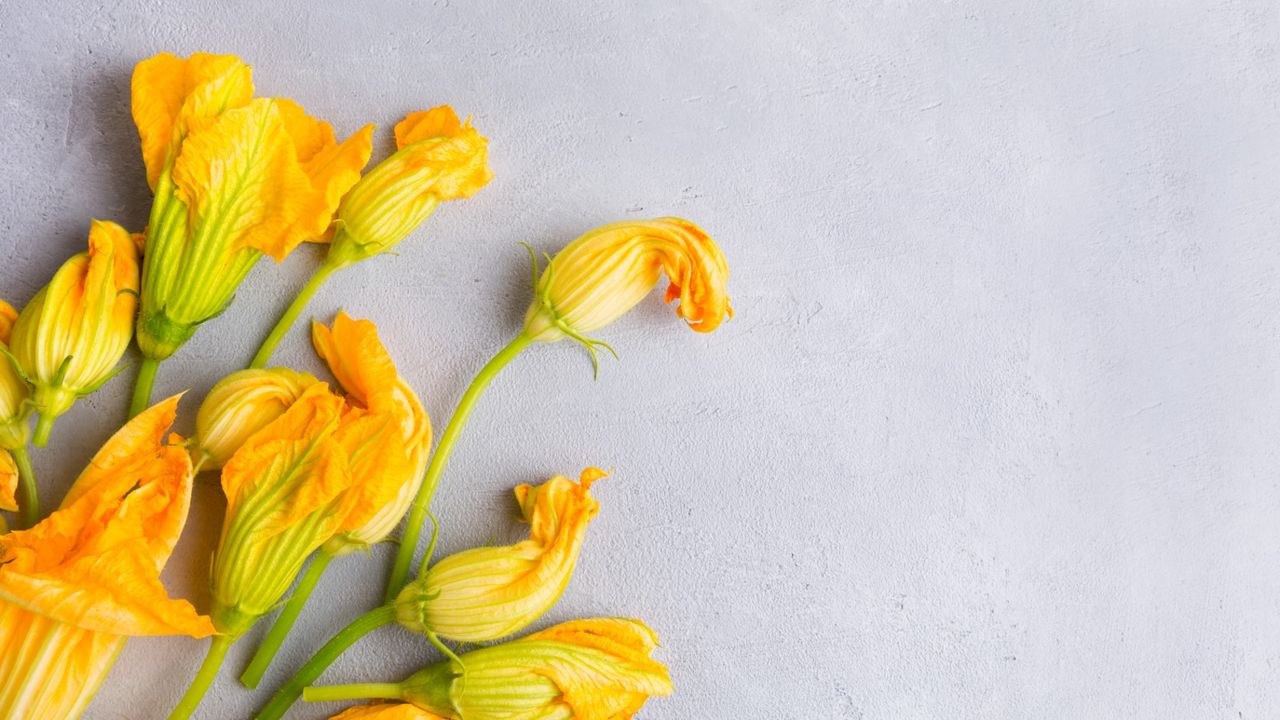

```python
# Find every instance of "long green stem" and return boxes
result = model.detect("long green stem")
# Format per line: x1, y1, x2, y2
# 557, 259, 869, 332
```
385, 334, 533, 601
254, 604, 397, 720
129, 356, 161, 418
250, 262, 342, 369
239, 549, 334, 688
11, 446, 37, 529
168, 634, 235, 720
302, 682, 403, 704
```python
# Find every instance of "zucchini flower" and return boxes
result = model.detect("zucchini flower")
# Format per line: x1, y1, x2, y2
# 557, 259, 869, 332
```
522, 217, 733, 355
0, 396, 214, 719
192, 367, 319, 470
129, 51, 373, 414
313, 312, 432, 552
250, 105, 491, 369
305, 619, 673, 719
0, 299, 34, 527
168, 382, 359, 718
239, 312, 429, 689
395, 469, 603, 642
9, 220, 140, 446
386, 216, 731, 598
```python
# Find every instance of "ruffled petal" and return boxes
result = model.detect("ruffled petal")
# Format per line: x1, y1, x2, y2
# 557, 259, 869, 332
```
393, 105, 463, 148
0, 398, 211, 637
276, 99, 375, 241
0, 448, 16, 513
0, 300, 16, 345
311, 312, 399, 411
131, 52, 254, 189
171, 98, 330, 262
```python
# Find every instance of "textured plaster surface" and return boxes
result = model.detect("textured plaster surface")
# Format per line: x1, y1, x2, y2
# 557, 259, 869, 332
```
1, 1, 1278, 718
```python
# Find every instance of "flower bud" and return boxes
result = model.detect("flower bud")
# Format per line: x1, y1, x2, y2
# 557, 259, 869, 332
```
194, 367, 319, 470
331, 705, 445, 720
521, 217, 732, 352
327, 105, 491, 267
394, 469, 602, 642
0, 449, 16, 516
10, 220, 139, 445
0, 300, 29, 450
318, 619, 672, 719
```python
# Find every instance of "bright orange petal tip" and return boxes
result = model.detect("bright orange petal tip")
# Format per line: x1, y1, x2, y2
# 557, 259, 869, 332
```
0, 394, 212, 638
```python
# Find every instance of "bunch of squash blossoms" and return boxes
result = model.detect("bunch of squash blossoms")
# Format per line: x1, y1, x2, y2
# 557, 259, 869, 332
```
0, 51, 731, 720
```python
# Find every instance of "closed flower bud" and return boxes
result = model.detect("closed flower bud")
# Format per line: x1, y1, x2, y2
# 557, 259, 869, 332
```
394, 469, 602, 642
307, 618, 673, 719
194, 368, 319, 470
10, 220, 139, 445
521, 218, 732, 369
327, 105, 491, 267
0, 300, 29, 450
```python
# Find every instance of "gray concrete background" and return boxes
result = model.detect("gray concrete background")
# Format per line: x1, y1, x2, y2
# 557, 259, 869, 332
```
1, 1, 1277, 718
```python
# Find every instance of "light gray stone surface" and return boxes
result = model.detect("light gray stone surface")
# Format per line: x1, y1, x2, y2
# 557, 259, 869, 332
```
1, 1, 1277, 718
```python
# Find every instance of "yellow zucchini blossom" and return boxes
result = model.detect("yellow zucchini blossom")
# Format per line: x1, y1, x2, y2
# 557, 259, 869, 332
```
326, 105, 492, 267
312, 312, 431, 552
307, 618, 673, 719
209, 382, 361, 635
332, 704, 446, 720
0, 300, 24, 527
10, 220, 140, 445
130, 51, 373, 362
0, 396, 214, 719
522, 217, 733, 367
0, 299, 27, 451
193, 367, 319, 470
395, 469, 603, 642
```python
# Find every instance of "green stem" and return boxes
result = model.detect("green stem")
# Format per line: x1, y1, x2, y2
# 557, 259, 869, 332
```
384, 334, 533, 601
254, 604, 397, 720
239, 549, 335, 689
31, 414, 55, 448
302, 682, 403, 704
130, 356, 161, 418
11, 446, 37, 530
250, 261, 342, 369
168, 634, 235, 720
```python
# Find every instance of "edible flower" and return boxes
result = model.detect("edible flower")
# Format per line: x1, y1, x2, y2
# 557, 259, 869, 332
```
129, 51, 372, 413
0, 397, 214, 719
304, 618, 673, 719
9, 220, 140, 445
395, 469, 602, 642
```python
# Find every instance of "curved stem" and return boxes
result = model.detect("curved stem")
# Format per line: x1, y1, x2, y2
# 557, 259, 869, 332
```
384, 334, 533, 601
130, 357, 161, 418
168, 634, 235, 720
302, 682, 402, 704
250, 262, 342, 369
253, 604, 397, 720
11, 446, 37, 530
239, 549, 335, 688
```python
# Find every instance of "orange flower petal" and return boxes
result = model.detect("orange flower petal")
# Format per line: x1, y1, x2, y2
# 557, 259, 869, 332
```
171, 98, 330, 262
331, 703, 447, 720
0, 448, 16, 513
131, 52, 254, 189
0, 398, 211, 637
0, 300, 16, 345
